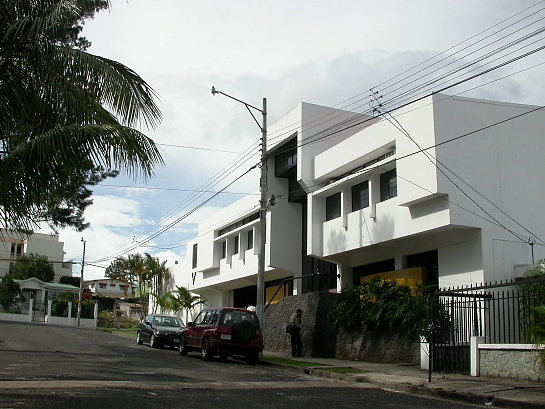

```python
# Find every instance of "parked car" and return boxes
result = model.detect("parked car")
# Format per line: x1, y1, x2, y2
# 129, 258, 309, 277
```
178, 307, 263, 364
136, 314, 185, 348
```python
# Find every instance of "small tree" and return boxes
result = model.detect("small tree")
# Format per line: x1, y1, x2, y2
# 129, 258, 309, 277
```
9, 253, 55, 282
170, 286, 206, 323
520, 260, 545, 367
0, 275, 24, 312
153, 291, 174, 314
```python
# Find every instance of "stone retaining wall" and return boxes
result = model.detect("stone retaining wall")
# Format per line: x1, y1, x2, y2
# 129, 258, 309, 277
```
480, 349, 544, 382
335, 327, 419, 363
263, 291, 418, 363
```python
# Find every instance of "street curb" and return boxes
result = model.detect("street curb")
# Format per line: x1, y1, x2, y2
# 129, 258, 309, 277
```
259, 361, 545, 409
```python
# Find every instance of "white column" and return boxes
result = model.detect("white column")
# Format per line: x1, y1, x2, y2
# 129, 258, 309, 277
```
470, 336, 485, 376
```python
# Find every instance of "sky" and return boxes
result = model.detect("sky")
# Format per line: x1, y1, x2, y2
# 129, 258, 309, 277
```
48, 0, 545, 280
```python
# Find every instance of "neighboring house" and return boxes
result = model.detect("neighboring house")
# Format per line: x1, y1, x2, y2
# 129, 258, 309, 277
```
0, 229, 73, 282
175, 94, 545, 309
15, 277, 80, 303
84, 278, 133, 298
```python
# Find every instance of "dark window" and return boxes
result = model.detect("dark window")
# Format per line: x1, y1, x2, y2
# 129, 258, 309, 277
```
217, 212, 259, 237
326, 192, 341, 221
233, 236, 239, 255
192, 243, 198, 269
353, 259, 395, 285
406, 250, 438, 285
380, 168, 397, 201
352, 181, 369, 211
221, 241, 226, 259
247, 230, 253, 250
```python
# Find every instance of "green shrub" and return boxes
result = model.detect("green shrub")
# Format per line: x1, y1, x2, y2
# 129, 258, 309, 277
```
81, 300, 95, 319
329, 276, 433, 337
51, 299, 69, 317
328, 284, 364, 329
97, 310, 138, 328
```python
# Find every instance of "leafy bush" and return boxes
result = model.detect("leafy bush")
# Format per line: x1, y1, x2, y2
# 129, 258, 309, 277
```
520, 261, 545, 367
51, 299, 69, 317
97, 310, 138, 328
329, 276, 433, 337
328, 284, 364, 329
81, 300, 95, 319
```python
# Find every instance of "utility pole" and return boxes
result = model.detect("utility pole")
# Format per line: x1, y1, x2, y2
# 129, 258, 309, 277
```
257, 97, 267, 329
211, 87, 267, 328
77, 238, 86, 326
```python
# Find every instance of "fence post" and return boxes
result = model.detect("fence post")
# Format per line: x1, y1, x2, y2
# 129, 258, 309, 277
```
28, 298, 34, 323
68, 301, 73, 325
93, 302, 98, 329
470, 336, 485, 376
420, 337, 430, 370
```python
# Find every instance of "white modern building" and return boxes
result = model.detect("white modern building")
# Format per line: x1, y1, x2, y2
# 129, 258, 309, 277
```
0, 229, 73, 282
178, 94, 545, 309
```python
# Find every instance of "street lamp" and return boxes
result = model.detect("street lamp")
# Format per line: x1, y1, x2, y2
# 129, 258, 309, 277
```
211, 86, 267, 328
77, 237, 86, 326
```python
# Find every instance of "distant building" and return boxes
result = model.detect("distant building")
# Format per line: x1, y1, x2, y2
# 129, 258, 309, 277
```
0, 229, 73, 282
84, 278, 133, 298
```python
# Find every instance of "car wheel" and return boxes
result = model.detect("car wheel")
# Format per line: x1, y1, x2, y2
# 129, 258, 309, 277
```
201, 338, 213, 361
245, 352, 259, 365
179, 335, 188, 356
219, 351, 229, 362
136, 331, 143, 345
232, 320, 256, 343
150, 334, 157, 348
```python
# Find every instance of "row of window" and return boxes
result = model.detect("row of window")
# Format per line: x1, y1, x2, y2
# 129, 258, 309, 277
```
325, 168, 397, 221
191, 229, 255, 269
221, 230, 253, 259
217, 212, 259, 237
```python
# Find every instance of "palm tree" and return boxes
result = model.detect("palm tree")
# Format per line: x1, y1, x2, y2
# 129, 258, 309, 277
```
170, 286, 207, 323
0, 1, 163, 231
152, 291, 174, 314
106, 253, 150, 318
144, 253, 173, 314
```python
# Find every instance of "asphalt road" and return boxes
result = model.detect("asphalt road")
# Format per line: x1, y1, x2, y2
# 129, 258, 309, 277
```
0, 322, 474, 408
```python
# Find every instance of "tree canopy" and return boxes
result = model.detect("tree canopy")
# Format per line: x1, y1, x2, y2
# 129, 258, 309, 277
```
105, 253, 172, 317
0, 0, 163, 232
9, 253, 55, 282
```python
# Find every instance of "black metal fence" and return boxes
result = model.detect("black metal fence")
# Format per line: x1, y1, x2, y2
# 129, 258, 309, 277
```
430, 276, 545, 374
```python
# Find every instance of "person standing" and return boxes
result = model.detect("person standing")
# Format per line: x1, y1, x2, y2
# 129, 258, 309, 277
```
289, 308, 303, 357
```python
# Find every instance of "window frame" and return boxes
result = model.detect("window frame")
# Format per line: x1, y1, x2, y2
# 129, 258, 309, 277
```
351, 180, 369, 211
192, 243, 198, 269
380, 168, 397, 202
325, 192, 342, 221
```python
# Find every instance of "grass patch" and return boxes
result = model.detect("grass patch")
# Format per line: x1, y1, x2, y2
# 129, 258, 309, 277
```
98, 327, 138, 337
320, 367, 368, 374
262, 356, 329, 367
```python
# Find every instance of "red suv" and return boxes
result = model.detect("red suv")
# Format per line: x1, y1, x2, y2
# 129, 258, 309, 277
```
178, 307, 263, 365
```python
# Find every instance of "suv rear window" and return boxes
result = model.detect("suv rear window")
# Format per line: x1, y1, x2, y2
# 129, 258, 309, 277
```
220, 310, 260, 328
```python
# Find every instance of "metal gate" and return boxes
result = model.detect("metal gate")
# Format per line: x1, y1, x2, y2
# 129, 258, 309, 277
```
430, 290, 487, 374
32, 300, 47, 322
430, 277, 545, 374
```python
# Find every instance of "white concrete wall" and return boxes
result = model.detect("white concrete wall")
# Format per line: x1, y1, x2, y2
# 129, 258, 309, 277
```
434, 95, 545, 282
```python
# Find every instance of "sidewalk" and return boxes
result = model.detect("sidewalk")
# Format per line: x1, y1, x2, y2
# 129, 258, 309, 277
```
261, 351, 545, 408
